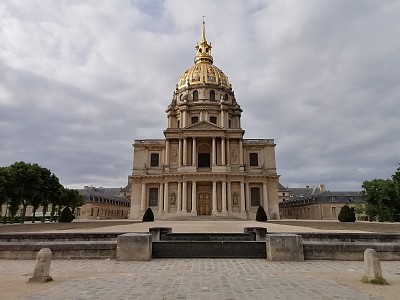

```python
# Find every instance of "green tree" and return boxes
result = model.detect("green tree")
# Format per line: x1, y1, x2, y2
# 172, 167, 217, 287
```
41, 174, 62, 222
59, 188, 85, 214
353, 204, 365, 220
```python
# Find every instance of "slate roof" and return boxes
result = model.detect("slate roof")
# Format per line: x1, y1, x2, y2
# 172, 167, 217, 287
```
279, 190, 363, 207
77, 187, 130, 204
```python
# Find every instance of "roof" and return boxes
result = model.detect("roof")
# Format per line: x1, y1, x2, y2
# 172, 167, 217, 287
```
279, 190, 363, 207
77, 187, 130, 204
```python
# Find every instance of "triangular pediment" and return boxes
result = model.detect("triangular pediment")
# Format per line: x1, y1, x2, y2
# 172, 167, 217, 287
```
187, 121, 221, 130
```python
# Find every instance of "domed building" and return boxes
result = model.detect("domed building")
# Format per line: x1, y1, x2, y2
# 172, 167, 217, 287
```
129, 21, 280, 220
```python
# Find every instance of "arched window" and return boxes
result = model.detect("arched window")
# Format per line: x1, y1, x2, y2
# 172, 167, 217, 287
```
210, 90, 215, 100
193, 90, 199, 101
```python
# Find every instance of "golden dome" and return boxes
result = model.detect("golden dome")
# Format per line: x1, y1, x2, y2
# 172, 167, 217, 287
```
177, 20, 231, 90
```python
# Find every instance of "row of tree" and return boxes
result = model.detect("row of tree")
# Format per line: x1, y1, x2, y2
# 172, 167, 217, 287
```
0, 161, 84, 223
362, 166, 400, 222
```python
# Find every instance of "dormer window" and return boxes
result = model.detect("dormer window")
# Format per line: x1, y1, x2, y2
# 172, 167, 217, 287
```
192, 90, 199, 101
191, 116, 199, 124
210, 90, 215, 100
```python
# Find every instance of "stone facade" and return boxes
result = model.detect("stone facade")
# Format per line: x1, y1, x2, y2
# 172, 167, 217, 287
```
129, 21, 279, 220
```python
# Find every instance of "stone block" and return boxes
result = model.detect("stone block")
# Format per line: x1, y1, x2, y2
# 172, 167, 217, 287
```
266, 234, 304, 261
244, 227, 267, 241
29, 248, 53, 283
364, 248, 383, 279
149, 227, 172, 241
116, 233, 152, 261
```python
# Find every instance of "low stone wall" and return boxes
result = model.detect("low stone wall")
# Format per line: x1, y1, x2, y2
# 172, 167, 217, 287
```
303, 242, 400, 261
0, 241, 116, 259
0, 232, 124, 242
297, 232, 400, 243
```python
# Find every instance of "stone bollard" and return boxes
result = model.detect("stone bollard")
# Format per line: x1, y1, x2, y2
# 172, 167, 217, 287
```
363, 248, 386, 283
28, 248, 53, 283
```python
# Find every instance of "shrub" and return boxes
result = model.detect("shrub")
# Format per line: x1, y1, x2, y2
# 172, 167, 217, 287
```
256, 205, 268, 222
142, 207, 154, 222
338, 205, 356, 222
58, 207, 74, 223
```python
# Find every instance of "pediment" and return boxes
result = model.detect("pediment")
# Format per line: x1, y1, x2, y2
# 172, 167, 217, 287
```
187, 121, 221, 130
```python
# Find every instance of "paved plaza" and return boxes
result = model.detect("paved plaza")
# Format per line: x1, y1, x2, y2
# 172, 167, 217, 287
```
1, 220, 400, 299
1, 258, 400, 299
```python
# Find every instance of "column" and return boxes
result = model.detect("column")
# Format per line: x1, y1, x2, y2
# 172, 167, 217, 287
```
177, 182, 182, 211
263, 182, 269, 212
212, 137, 216, 166
222, 181, 227, 212
239, 139, 243, 165
183, 138, 187, 166
227, 181, 232, 212
163, 182, 168, 212
165, 140, 170, 165
246, 182, 251, 211
192, 138, 196, 166
141, 183, 146, 212
178, 139, 182, 167
221, 137, 226, 165
240, 182, 246, 212
182, 181, 187, 212
226, 139, 230, 166
191, 181, 197, 214
212, 181, 217, 213
159, 183, 164, 212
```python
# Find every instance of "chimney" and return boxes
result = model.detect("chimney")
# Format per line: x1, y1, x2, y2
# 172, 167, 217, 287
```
319, 184, 326, 192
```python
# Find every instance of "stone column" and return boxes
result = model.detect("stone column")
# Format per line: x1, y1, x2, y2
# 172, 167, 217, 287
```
163, 182, 168, 212
212, 181, 218, 213
141, 183, 146, 212
158, 183, 163, 212
191, 181, 197, 214
227, 181, 232, 212
178, 139, 182, 167
183, 137, 187, 166
222, 181, 227, 212
263, 182, 269, 212
246, 182, 251, 211
177, 182, 182, 211
165, 140, 170, 165
212, 137, 216, 166
182, 181, 187, 212
239, 139, 243, 165
240, 181, 246, 212
192, 138, 196, 166
226, 139, 230, 166
221, 137, 226, 165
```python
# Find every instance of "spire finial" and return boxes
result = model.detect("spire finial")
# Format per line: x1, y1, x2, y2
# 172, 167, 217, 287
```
194, 16, 213, 64
201, 14, 206, 42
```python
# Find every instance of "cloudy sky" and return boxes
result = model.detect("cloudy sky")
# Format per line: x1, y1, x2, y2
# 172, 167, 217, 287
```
1, 0, 399, 191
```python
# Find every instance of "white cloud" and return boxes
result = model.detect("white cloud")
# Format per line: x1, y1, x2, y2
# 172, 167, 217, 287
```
0, 0, 399, 190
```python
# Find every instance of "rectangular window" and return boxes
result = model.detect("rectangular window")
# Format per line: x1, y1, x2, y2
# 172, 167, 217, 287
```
251, 187, 261, 206
332, 207, 337, 218
150, 153, 159, 167
210, 116, 217, 124
249, 153, 258, 166
191, 116, 199, 124
148, 188, 158, 206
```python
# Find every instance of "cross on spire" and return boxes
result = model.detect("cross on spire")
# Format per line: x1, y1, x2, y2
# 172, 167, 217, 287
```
202, 14, 206, 24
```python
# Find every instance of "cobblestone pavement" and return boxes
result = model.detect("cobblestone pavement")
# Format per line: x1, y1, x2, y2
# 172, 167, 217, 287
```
1, 259, 400, 300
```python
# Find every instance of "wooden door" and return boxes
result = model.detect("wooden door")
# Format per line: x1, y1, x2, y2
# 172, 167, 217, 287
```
198, 193, 211, 215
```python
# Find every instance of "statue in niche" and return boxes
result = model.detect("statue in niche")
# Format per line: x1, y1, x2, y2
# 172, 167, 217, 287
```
171, 149, 177, 163
232, 192, 239, 206
170, 192, 176, 206
231, 148, 238, 164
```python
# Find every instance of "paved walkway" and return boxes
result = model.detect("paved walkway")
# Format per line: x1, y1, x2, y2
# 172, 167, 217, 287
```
1, 259, 400, 299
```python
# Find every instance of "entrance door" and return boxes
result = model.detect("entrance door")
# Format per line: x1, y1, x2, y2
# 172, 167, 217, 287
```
198, 193, 211, 215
